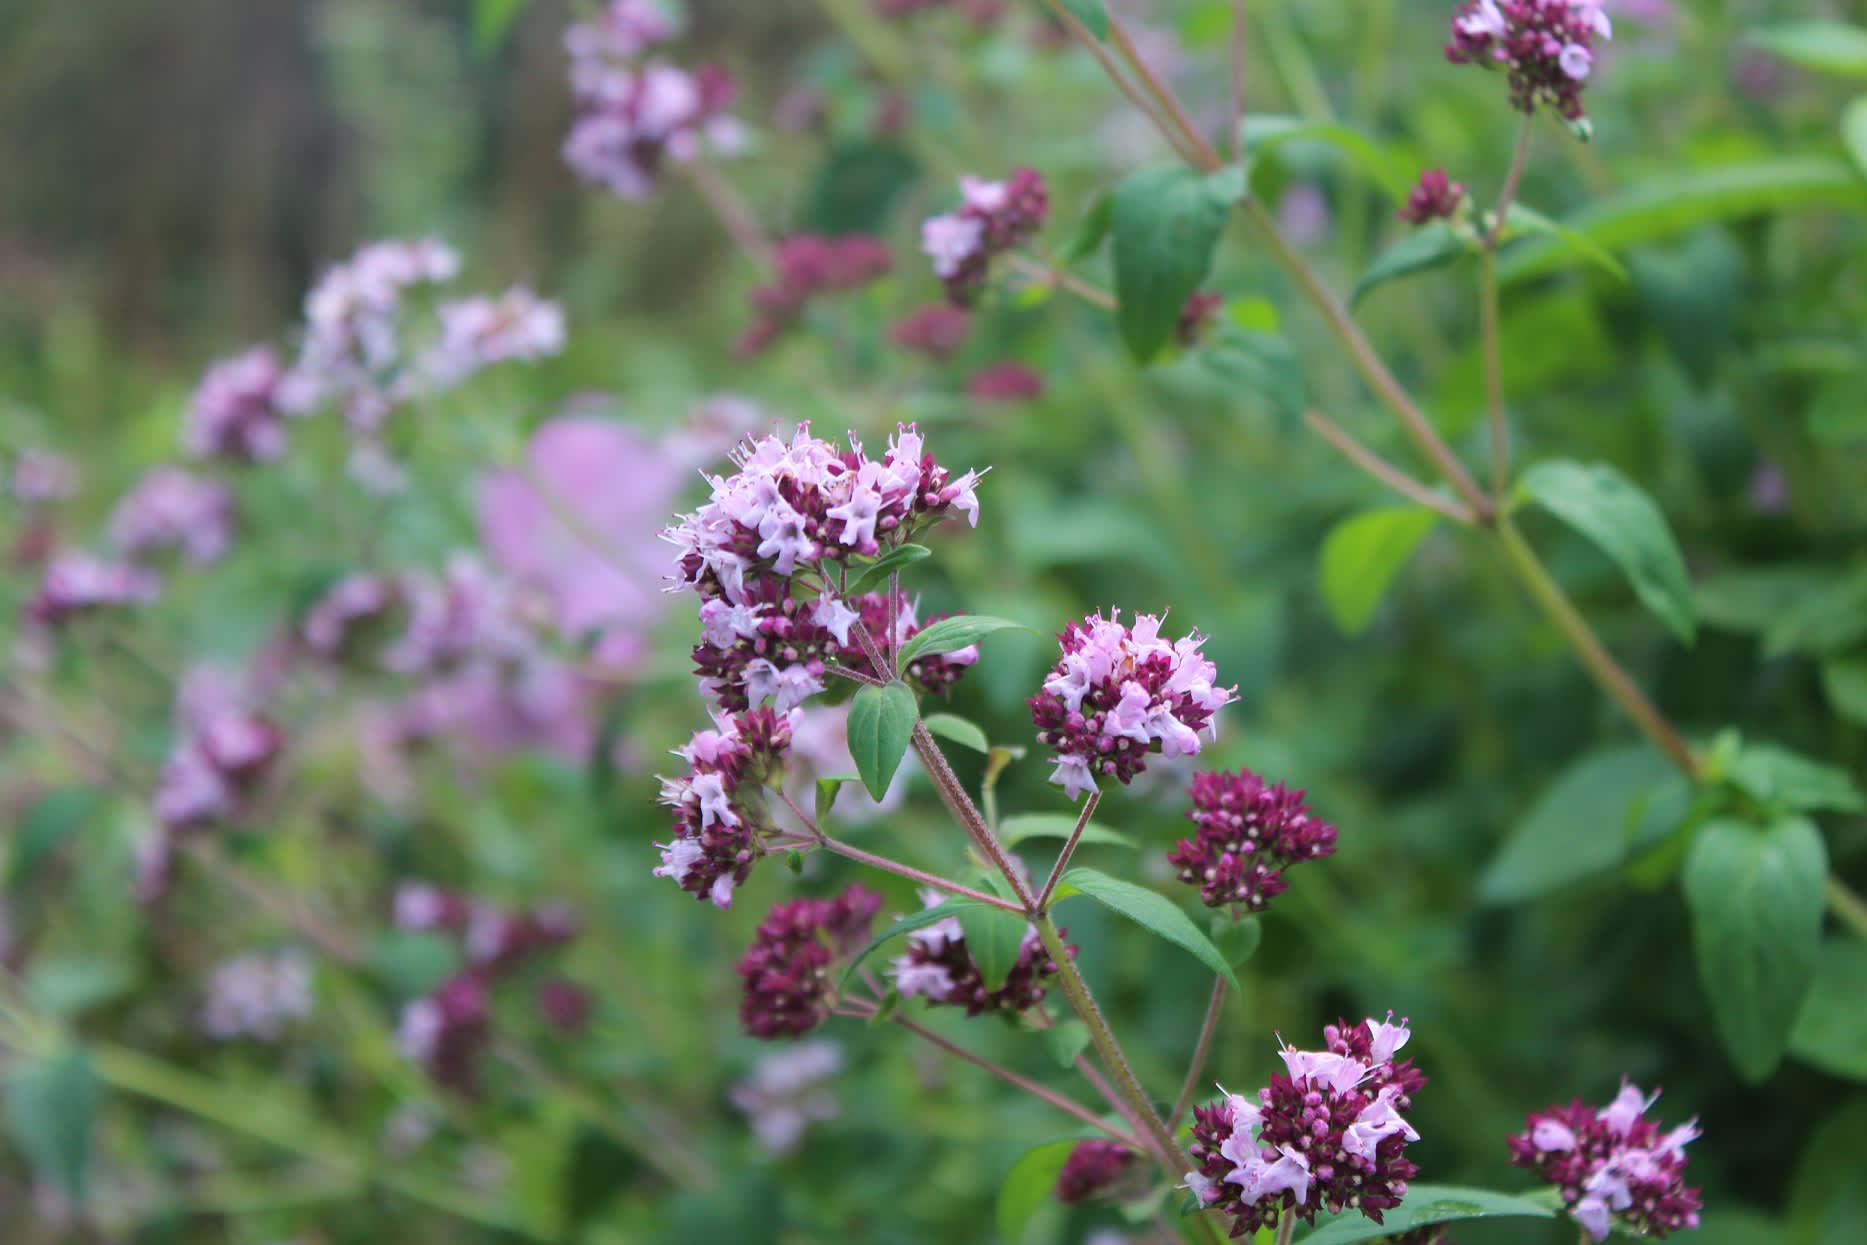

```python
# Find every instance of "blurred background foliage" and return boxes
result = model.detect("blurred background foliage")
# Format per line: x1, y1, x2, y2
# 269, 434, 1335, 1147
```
2, 0, 1865, 1242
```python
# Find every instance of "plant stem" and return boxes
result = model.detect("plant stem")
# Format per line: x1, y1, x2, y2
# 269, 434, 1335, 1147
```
1304, 409, 1476, 524
1007, 253, 1118, 310
1479, 247, 1509, 500
1826, 875, 1867, 939
1037, 791, 1100, 910
1170, 977, 1228, 1131
817, 832, 1026, 914
1485, 117, 1536, 250
1108, 18, 1225, 171
1275, 1214, 1297, 1245
1040, 0, 1206, 167
1493, 518, 1699, 775
686, 158, 773, 269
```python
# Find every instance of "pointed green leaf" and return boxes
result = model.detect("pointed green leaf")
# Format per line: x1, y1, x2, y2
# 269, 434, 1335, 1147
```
1111, 165, 1236, 363
1060, 867, 1239, 991
847, 681, 919, 800
998, 813, 1137, 850
1352, 221, 1472, 306
815, 774, 857, 823
1211, 916, 1262, 968
1520, 459, 1696, 644
1318, 508, 1439, 635
846, 544, 932, 596
1790, 939, 1867, 1083
896, 615, 1035, 672
1060, 189, 1114, 263
1295, 1184, 1555, 1243
1747, 21, 1867, 77
1239, 116, 1413, 201
922, 713, 989, 754
1478, 745, 1675, 904
1053, 0, 1109, 39
1043, 1020, 1091, 1069
997, 1139, 1080, 1244
958, 906, 1029, 992
1682, 817, 1827, 1082
4, 1047, 99, 1202
1502, 203, 1627, 282
841, 900, 979, 988
1727, 742, 1864, 814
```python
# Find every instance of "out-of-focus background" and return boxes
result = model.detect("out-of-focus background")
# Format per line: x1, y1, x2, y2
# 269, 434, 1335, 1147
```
3, 0, 1866, 1242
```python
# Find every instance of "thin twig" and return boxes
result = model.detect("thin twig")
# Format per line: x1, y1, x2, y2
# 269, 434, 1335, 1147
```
1039, 0, 1206, 167
1169, 977, 1227, 1130
1108, 18, 1224, 171
1825, 875, 1867, 940
1037, 791, 1100, 910
1007, 253, 1118, 310
685, 158, 773, 269
1304, 410, 1477, 524
818, 833, 1026, 914
1484, 117, 1536, 250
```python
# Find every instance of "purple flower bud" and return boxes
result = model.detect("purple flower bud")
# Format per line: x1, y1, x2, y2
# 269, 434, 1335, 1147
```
889, 892, 1072, 1018
1054, 1139, 1139, 1203
965, 362, 1046, 402
735, 236, 893, 357
1169, 769, 1338, 914
736, 886, 882, 1039
889, 304, 973, 361
26, 552, 163, 627
1399, 168, 1467, 225
536, 978, 593, 1032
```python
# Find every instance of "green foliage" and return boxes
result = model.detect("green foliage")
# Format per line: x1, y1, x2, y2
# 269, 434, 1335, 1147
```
957, 905, 1028, 991
1746, 21, 1867, 78
896, 614, 1034, 671
1682, 817, 1828, 1081
1111, 165, 1237, 362
1790, 939, 1867, 1082
1478, 745, 1675, 904
996, 1139, 1079, 1244
1353, 222, 1472, 306
1294, 1184, 1555, 1243
1317, 507, 1439, 634
997, 813, 1136, 850
847, 680, 920, 800
922, 711, 990, 753
1060, 867, 1240, 991
4, 1046, 100, 1203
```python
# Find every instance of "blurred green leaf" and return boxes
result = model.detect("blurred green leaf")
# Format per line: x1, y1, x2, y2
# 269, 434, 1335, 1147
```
1747, 21, 1867, 77
4, 1047, 99, 1203
1060, 868, 1240, 991
846, 544, 932, 596
1043, 1020, 1091, 1069
26, 956, 131, 1018
1501, 204, 1627, 282
1060, 189, 1114, 263
816, 773, 857, 822
1520, 459, 1696, 644
1053, 0, 1109, 39
1761, 570, 1867, 659
1352, 221, 1471, 306
1696, 565, 1837, 635
1111, 165, 1235, 363
471, 0, 530, 54
1727, 742, 1864, 814
922, 713, 989, 754
367, 932, 463, 999
1682, 816, 1827, 1081
1789, 939, 1867, 1082
842, 899, 977, 987
1296, 1184, 1555, 1243
1845, 96, 1867, 180
1318, 507, 1438, 635
1202, 326, 1306, 420
9, 787, 104, 891
897, 615, 1035, 671
1628, 229, 1746, 383
805, 141, 921, 235
1211, 916, 1262, 968
1497, 159, 1867, 283
848, 680, 919, 800
997, 1139, 1078, 1244
998, 814, 1136, 850
1820, 659, 1867, 726
1240, 116, 1412, 201
1479, 745, 1674, 904
957, 906, 1027, 992
1788, 1099, 1867, 1245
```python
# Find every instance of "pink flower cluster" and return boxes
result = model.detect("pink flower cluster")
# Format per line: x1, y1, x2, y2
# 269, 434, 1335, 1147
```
25, 552, 162, 627
1447, 0, 1614, 120
425, 288, 567, 387
1187, 1016, 1425, 1236
185, 346, 290, 463
1054, 1139, 1138, 1203
890, 896, 1069, 1017
200, 950, 313, 1041
736, 235, 894, 357
1168, 769, 1338, 914
394, 884, 580, 1094
655, 708, 795, 908
1508, 1081, 1702, 1240
1029, 611, 1235, 801
1399, 168, 1467, 225
736, 885, 882, 1039
152, 666, 285, 836
561, 0, 743, 200
921, 168, 1049, 304
108, 467, 235, 567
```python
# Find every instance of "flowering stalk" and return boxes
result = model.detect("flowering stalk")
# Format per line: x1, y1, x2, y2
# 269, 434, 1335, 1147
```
1481, 117, 1536, 496
1036, 789, 1100, 910
1170, 977, 1228, 1131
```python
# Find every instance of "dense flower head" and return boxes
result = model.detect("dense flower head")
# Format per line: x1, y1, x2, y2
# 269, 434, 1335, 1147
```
736, 235, 895, 357
1399, 168, 1468, 225
1029, 610, 1236, 801
1055, 1139, 1140, 1204
381, 553, 539, 676
737, 885, 883, 1039
729, 1040, 843, 1155
966, 362, 1046, 402
284, 238, 462, 414
562, 2, 743, 203
921, 167, 1049, 304
153, 667, 284, 834
889, 304, 972, 360
200, 950, 313, 1041
108, 467, 235, 566
425, 288, 567, 386
186, 346, 289, 462
1187, 1015, 1424, 1237
891, 893, 1071, 1017
1169, 769, 1338, 913
399, 973, 492, 1095
25, 552, 162, 626
1447, 0, 1614, 121
1509, 1081, 1702, 1241
655, 707, 795, 908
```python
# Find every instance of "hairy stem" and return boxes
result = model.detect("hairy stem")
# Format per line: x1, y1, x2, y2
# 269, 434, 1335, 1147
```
1304, 409, 1477, 524
817, 832, 1026, 914
1170, 977, 1228, 1131
1037, 791, 1101, 910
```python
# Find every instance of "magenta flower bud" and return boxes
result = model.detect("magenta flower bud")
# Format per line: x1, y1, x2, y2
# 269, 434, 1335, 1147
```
921, 167, 1050, 304
301, 573, 400, 661
1054, 1139, 1139, 1203
1398, 168, 1467, 225
1169, 769, 1337, 914
736, 885, 883, 1040
889, 304, 973, 361
1508, 1080, 1702, 1241
736, 236, 893, 357
654, 707, 795, 908
965, 362, 1046, 402
400, 973, 493, 1095
536, 978, 593, 1033
1176, 291, 1225, 347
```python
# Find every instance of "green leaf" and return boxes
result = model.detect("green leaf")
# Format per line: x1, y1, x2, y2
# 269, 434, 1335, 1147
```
1682, 817, 1828, 1082
1696, 565, 1837, 635
1503, 203, 1628, 282
896, 615, 1035, 672
1761, 569, 1867, 659
847, 681, 919, 801
1043, 1020, 1091, 1069
1727, 742, 1864, 814
1295, 1184, 1555, 1244
9, 787, 104, 890
367, 932, 463, 998
841, 900, 978, 987
997, 1139, 1079, 1244
1478, 745, 1675, 904
846, 544, 932, 596
1496, 159, 1867, 283
1060, 867, 1240, 991
1790, 939, 1867, 1082
1318, 508, 1439, 635
4, 1047, 99, 1202
471, 0, 530, 53
1111, 165, 1236, 363
1060, 190, 1114, 263
1519, 459, 1696, 644
1211, 916, 1263, 969
1788, 1099, 1867, 1245
1821, 659, 1867, 726
804, 141, 921, 236
1053, 0, 1109, 39
998, 814, 1137, 850
1201, 326, 1307, 421
1845, 96, 1867, 181
1239, 116, 1413, 201
1747, 21, 1867, 77
815, 774, 857, 822
26, 956, 132, 1018
958, 906, 1029, 992
922, 713, 989, 754
1351, 221, 1472, 306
